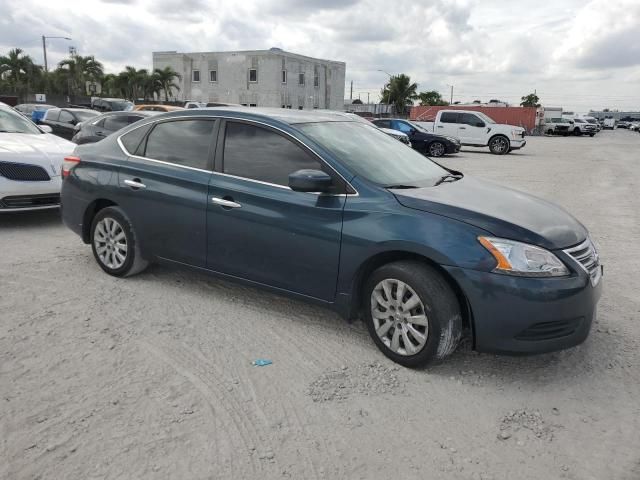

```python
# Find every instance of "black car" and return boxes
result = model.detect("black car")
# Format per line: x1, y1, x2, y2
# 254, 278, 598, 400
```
40, 108, 100, 140
91, 98, 134, 112
372, 118, 460, 157
72, 111, 160, 145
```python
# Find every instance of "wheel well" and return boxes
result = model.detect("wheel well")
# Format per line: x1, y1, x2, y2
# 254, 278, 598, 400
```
489, 133, 509, 143
82, 199, 117, 243
350, 251, 474, 339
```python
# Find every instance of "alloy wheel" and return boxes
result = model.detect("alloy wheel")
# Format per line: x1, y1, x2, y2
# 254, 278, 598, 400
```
491, 137, 508, 153
94, 217, 128, 269
370, 278, 429, 356
429, 142, 445, 157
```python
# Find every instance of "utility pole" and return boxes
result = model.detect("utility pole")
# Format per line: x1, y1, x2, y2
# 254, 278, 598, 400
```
450, 85, 454, 105
367, 92, 370, 104
350, 80, 353, 100
42, 36, 47, 72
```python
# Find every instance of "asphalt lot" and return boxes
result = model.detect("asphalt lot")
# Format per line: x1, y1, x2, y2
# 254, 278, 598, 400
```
1, 129, 639, 480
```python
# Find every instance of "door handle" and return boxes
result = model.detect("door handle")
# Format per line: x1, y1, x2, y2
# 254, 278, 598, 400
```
459, 127, 466, 129
124, 179, 146, 189
211, 197, 241, 208
437, 125, 444, 128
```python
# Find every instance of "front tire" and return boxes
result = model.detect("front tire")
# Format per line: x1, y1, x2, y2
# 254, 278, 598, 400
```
90, 206, 148, 277
363, 261, 462, 367
574, 128, 582, 136
489, 135, 510, 155
427, 141, 446, 157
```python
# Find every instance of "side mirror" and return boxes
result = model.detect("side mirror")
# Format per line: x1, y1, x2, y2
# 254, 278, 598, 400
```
39, 125, 53, 133
289, 169, 333, 193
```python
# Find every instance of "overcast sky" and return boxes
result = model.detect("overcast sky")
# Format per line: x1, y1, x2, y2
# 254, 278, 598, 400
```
1, 0, 639, 112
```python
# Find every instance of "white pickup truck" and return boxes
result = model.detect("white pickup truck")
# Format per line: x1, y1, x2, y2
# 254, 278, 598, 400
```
416, 110, 526, 155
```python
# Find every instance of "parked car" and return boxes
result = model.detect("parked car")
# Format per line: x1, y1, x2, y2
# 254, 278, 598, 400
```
603, 118, 616, 130
71, 111, 161, 144
133, 105, 185, 112
418, 110, 526, 154
562, 116, 597, 136
91, 98, 134, 112
628, 122, 640, 132
60, 108, 602, 367
377, 127, 412, 147
372, 118, 459, 157
184, 101, 206, 109
616, 121, 630, 129
14, 103, 56, 123
584, 116, 601, 132
543, 118, 572, 136
0, 103, 75, 211
41, 108, 101, 140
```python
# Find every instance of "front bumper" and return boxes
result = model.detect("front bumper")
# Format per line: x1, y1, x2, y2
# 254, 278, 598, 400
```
443, 264, 602, 355
509, 138, 526, 150
0, 176, 61, 211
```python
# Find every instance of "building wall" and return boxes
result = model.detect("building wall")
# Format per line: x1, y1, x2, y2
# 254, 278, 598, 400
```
410, 105, 538, 132
153, 49, 346, 110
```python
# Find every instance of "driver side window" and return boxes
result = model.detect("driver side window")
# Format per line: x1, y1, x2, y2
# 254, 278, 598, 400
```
461, 113, 482, 126
392, 121, 412, 134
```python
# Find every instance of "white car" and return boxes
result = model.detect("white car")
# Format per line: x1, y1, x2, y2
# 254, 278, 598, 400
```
378, 127, 412, 147
0, 104, 75, 212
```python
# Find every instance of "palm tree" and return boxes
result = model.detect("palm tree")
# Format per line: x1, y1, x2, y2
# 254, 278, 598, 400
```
57, 55, 104, 95
380, 74, 418, 115
0, 48, 38, 93
154, 66, 181, 102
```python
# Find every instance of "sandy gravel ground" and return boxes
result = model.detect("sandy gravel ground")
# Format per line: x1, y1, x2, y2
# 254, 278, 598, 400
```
1, 130, 639, 480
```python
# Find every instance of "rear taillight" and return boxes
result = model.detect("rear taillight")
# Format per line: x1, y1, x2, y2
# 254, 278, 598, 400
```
62, 156, 81, 179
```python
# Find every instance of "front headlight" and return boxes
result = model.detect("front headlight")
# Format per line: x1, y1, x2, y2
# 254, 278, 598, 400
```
511, 129, 521, 139
478, 236, 569, 277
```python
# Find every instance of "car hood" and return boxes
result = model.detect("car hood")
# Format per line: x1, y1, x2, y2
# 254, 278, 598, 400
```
393, 176, 587, 250
0, 133, 75, 176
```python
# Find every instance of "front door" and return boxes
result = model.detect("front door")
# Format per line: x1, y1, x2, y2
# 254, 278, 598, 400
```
457, 113, 487, 145
206, 120, 346, 301
117, 118, 217, 267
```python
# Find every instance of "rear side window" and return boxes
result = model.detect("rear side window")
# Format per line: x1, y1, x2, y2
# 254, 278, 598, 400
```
46, 109, 60, 121
59, 111, 74, 124
120, 123, 153, 155
440, 112, 458, 123
103, 115, 130, 131
223, 122, 322, 186
143, 120, 215, 170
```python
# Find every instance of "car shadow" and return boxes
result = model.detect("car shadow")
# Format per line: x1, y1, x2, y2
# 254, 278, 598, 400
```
0, 209, 62, 229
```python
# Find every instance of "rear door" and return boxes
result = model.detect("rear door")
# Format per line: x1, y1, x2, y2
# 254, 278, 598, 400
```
117, 118, 217, 267
436, 112, 459, 137
457, 113, 487, 145
206, 120, 346, 301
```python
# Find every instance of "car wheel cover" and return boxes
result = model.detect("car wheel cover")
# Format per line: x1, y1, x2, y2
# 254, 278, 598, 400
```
94, 217, 128, 269
492, 137, 508, 153
370, 278, 429, 356
429, 142, 445, 156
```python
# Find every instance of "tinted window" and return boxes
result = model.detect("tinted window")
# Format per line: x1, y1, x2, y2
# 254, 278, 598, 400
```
127, 115, 145, 124
103, 115, 130, 131
249, 69, 257, 82
392, 121, 412, 133
75, 110, 100, 122
223, 122, 322, 186
373, 120, 391, 129
143, 120, 214, 170
440, 112, 458, 123
120, 123, 153, 154
59, 111, 74, 124
46, 109, 60, 121
192, 70, 200, 82
461, 113, 481, 126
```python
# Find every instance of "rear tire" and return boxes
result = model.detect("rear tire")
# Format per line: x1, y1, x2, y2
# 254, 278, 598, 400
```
90, 206, 148, 277
363, 261, 462, 368
489, 135, 510, 155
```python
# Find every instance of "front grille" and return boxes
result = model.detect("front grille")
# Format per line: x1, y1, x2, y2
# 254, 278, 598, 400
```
0, 162, 51, 181
0, 193, 60, 209
515, 318, 584, 341
564, 238, 602, 286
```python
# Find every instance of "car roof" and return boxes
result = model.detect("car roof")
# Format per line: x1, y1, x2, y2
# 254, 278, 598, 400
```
97, 111, 160, 119
98, 98, 130, 102
135, 105, 184, 111
161, 107, 363, 125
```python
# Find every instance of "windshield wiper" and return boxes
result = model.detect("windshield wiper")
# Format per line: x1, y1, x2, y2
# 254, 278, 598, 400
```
434, 173, 463, 186
385, 184, 419, 189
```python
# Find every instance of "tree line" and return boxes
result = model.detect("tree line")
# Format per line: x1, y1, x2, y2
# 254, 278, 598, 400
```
0, 48, 181, 102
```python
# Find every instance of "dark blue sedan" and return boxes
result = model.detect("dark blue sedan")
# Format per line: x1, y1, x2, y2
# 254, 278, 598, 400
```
60, 108, 602, 367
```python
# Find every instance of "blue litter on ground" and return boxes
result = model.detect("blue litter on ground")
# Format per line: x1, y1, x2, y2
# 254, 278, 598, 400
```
252, 359, 272, 367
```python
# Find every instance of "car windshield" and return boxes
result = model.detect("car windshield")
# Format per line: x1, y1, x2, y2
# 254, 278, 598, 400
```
475, 112, 496, 124
111, 101, 134, 111
0, 109, 43, 134
74, 110, 100, 121
298, 121, 448, 187
574, 118, 584, 123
